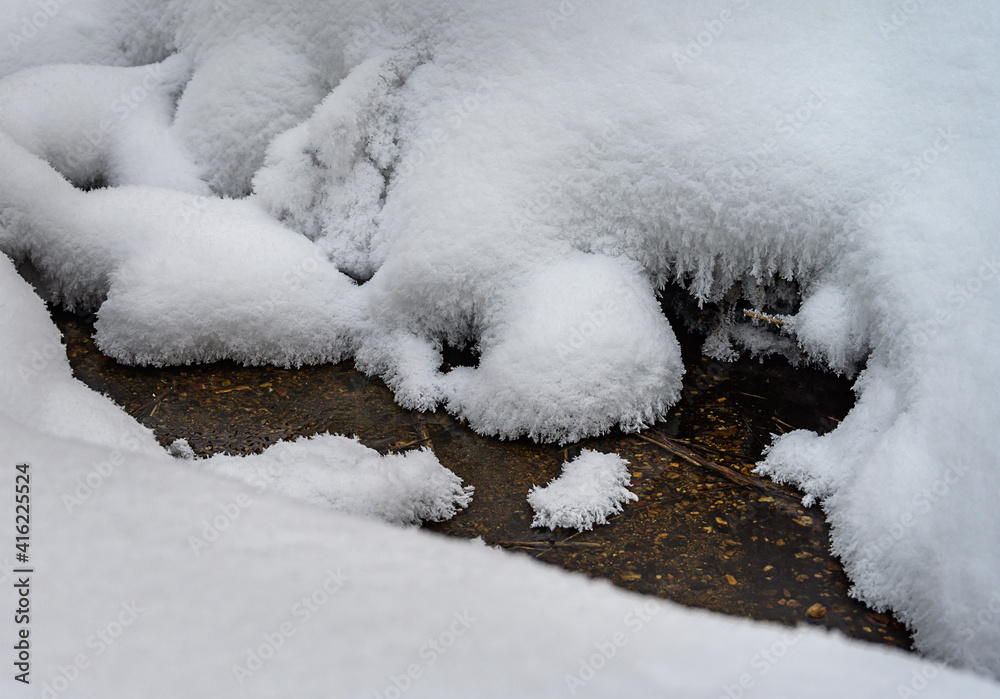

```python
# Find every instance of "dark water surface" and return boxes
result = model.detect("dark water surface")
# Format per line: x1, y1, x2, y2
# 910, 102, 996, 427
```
52, 306, 912, 651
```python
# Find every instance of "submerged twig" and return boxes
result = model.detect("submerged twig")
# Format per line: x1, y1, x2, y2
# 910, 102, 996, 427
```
772, 417, 797, 431
496, 540, 604, 550
633, 430, 804, 510
387, 428, 453, 451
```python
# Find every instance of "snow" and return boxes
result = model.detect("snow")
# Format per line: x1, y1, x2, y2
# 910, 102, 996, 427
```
166, 437, 195, 460
1, 262, 999, 697
437, 253, 683, 443
529, 450, 638, 531
199, 434, 473, 526
0, 130, 360, 364
6, 415, 1000, 698
0, 55, 208, 193
0, 254, 156, 455
173, 34, 329, 198
1, 0, 999, 686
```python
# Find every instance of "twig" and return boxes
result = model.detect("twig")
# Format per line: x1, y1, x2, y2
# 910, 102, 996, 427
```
132, 386, 174, 419
743, 310, 787, 326
737, 410, 767, 448
633, 430, 804, 509
496, 540, 604, 549
667, 437, 730, 459
389, 435, 434, 450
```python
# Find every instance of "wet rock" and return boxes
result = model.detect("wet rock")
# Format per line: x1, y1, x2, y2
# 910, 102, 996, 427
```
807, 603, 827, 619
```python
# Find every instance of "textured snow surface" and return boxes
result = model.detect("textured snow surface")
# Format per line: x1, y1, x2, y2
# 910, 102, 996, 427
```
1, 0, 999, 681
3, 257, 1000, 698
529, 450, 637, 531
201, 434, 473, 526
0, 55, 208, 193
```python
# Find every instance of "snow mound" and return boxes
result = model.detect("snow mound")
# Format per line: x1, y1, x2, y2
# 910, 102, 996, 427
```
2, 0, 1000, 680
0, 54, 208, 193
441, 254, 683, 443
0, 130, 360, 364
200, 434, 473, 526
529, 450, 637, 531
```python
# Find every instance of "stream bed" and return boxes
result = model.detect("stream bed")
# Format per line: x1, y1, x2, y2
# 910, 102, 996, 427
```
52, 306, 912, 652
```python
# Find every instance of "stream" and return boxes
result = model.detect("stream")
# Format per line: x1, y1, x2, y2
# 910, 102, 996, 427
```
51, 303, 912, 651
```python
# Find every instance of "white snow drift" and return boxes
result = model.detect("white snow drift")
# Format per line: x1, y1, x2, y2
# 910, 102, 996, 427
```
1, 0, 999, 683
0, 55, 208, 193
200, 434, 473, 526
1, 254, 999, 698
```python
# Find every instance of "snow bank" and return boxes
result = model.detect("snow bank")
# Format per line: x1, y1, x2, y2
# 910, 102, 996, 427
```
199, 434, 473, 526
0, 268, 995, 697
529, 450, 637, 531
8, 413, 1000, 698
0, 130, 359, 364
8, 248, 999, 697
2, 0, 999, 681
758, 164, 1000, 675
0, 54, 208, 193
0, 252, 157, 454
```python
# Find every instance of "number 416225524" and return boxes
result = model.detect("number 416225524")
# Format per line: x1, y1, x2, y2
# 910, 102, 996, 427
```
15, 463, 30, 560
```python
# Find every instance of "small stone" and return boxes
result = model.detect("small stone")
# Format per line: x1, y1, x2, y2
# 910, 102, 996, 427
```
726, 574, 737, 586
806, 603, 827, 619
866, 612, 890, 626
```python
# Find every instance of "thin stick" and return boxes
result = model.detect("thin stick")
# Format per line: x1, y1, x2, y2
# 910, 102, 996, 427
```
743, 310, 787, 326
633, 431, 803, 509
496, 540, 604, 549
